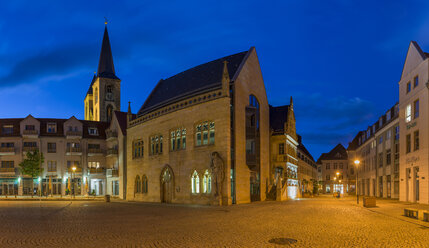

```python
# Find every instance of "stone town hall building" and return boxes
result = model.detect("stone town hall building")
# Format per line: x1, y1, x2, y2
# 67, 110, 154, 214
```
0, 24, 316, 204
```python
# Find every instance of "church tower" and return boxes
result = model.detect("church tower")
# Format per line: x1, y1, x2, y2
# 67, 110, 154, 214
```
84, 22, 121, 122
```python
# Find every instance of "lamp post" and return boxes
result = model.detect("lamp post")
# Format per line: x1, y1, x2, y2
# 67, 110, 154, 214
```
72, 166, 76, 199
354, 159, 360, 204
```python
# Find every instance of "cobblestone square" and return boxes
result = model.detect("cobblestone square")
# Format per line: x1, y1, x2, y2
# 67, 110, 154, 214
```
0, 196, 428, 247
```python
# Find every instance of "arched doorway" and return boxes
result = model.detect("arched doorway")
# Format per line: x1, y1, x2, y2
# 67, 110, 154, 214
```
160, 165, 174, 203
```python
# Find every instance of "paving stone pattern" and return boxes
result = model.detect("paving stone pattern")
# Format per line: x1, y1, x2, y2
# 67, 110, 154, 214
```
0, 197, 427, 247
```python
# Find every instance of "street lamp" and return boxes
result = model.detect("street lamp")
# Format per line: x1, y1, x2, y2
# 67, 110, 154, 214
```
72, 166, 76, 199
354, 159, 360, 204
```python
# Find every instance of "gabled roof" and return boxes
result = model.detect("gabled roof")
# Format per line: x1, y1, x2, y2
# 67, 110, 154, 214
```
297, 135, 315, 163
137, 49, 250, 116
318, 143, 348, 161
269, 105, 289, 134
401, 41, 428, 79
114, 111, 130, 135
97, 25, 118, 80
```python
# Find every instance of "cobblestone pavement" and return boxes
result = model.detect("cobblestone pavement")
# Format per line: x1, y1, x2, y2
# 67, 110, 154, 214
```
0, 196, 428, 248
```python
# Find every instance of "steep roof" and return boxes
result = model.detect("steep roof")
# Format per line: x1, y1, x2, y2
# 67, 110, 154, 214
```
97, 25, 118, 80
114, 111, 129, 135
269, 105, 289, 134
318, 143, 348, 161
86, 74, 97, 96
137, 50, 250, 116
297, 135, 315, 162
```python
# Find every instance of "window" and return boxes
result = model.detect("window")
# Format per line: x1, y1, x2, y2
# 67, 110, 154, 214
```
170, 128, 186, 151
95, 87, 98, 104
191, 170, 200, 194
47, 123, 56, 133
394, 143, 399, 161
23, 142, 37, 147
106, 85, 114, 100
88, 127, 98, 135
395, 126, 399, 140
1, 161, 14, 168
339, 163, 343, 169
142, 175, 148, 193
379, 118, 383, 127
88, 162, 100, 168
278, 143, 284, 155
1, 142, 14, 147
195, 121, 215, 146
414, 76, 419, 88
326, 175, 330, 180
334, 163, 337, 169
406, 134, 411, 153
135, 176, 141, 193
386, 130, 391, 140
133, 140, 144, 158
378, 153, 383, 168
47, 143, 56, 153
366, 130, 370, 139
106, 105, 113, 122
47, 161, 57, 172
203, 170, 211, 193
67, 142, 80, 149
66, 161, 80, 169
2, 125, 13, 134
386, 149, 391, 165
379, 136, 383, 144
405, 104, 411, 123
386, 111, 391, 121
326, 163, 330, 170
414, 130, 419, 151
150, 135, 163, 155
25, 125, 35, 130
407, 82, 411, 93
414, 99, 419, 119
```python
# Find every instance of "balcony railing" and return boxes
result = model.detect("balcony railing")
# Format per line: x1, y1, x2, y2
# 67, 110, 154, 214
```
0, 147, 15, 154
106, 168, 119, 177
22, 147, 38, 152
66, 147, 82, 155
68, 167, 82, 173
106, 148, 118, 156
88, 168, 106, 175
88, 148, 104, 155
66, 131, 82, 137
23, 130, 38, 135
106, 130, 118, 140
0, 168, 15, 173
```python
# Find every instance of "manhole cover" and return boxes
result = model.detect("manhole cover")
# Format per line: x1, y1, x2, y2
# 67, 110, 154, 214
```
268, 238, 297, 245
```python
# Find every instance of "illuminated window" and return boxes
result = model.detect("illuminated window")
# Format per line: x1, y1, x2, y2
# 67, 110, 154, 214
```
203, 170, 211, 194
191, 170, 200, 194
47, 161, 57, 172
405, 104, 411, 122
195, 121, 214, 146
133, 140, 144, 158
150, 135, 163, 155
88, 127, 98, 135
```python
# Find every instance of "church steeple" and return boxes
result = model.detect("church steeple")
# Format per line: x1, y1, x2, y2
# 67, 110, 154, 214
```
97, 24, 118, 79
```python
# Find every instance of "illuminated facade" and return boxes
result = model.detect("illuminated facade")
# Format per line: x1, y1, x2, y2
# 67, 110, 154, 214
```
127, 47, 271, 205
317, 144, 350, 194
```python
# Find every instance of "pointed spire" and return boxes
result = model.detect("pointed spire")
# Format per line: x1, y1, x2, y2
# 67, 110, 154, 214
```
97, 23, 118, 79
222, 60, 230, 81
127, 101, 132, 115
290, 96, 294, 111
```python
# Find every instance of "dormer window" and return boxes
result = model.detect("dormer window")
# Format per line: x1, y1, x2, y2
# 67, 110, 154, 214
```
25, 125, 35, 131
47, 123, 57, 133
386, 111, 391, 121
88, 127, 98, 135
2, 125, 13, 134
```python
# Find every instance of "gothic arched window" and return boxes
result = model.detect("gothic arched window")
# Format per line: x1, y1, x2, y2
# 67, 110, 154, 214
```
106, 85, 114, 100
191, 170, 200, 194
142, 175, 148, 193
203, 170, 211, 193
135, 176, 141, 193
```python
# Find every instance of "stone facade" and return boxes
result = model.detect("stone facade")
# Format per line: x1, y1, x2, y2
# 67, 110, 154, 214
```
317, 144, 350, 194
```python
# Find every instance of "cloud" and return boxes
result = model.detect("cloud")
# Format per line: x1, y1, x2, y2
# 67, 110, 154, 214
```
0, 42, 98, 88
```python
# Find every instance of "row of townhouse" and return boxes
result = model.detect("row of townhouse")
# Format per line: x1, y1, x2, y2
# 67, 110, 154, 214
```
347, 41, 429, 204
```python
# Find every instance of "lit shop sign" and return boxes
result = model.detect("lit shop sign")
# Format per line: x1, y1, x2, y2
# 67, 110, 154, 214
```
406, 122, 417, 130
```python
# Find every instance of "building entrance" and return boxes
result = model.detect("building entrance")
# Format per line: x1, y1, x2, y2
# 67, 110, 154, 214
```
160, 166, 173, 203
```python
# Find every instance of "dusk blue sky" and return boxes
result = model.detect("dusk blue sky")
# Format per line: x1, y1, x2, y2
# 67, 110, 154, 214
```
1, 0, 428, 159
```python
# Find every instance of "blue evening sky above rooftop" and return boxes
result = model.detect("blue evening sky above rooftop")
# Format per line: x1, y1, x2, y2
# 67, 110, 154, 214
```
0, 0, 428, 159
